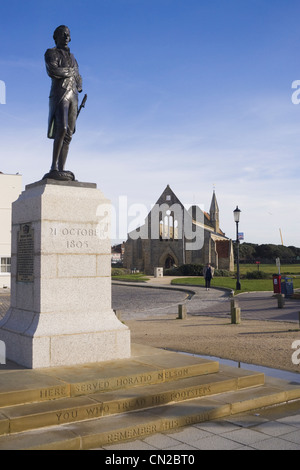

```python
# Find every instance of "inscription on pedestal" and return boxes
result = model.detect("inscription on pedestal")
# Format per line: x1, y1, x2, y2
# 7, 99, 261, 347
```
49, 224, 101, 251
17, 223, 34, 282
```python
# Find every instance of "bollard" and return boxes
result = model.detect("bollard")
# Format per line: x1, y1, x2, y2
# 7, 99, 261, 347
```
178, 304, 187, 319
231, 307, 241, 324
231, 298, 239, 315
0, 340, 5, 365
277, 294, 285, 309
231, 298, 241, 323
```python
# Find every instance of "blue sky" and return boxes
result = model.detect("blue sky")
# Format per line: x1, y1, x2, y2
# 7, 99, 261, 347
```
1, 0, 300, 247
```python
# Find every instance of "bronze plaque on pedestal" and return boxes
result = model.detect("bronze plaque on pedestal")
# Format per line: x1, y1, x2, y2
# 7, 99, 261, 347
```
17, 223, 34, 282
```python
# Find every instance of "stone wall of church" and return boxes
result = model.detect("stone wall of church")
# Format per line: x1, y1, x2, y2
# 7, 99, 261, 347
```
123, 233, 234, 274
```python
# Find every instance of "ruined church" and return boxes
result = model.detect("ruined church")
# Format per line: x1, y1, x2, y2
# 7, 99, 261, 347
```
123, 185, 234, 275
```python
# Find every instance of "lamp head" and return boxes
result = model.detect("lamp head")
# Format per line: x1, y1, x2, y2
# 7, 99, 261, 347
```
233, 206, 241, 223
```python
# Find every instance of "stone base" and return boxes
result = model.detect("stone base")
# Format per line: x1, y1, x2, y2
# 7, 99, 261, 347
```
0, 179, 131, 368
0, 309, 130, 368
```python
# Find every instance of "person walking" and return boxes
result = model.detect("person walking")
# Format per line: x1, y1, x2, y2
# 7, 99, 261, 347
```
203, 263, 214, 291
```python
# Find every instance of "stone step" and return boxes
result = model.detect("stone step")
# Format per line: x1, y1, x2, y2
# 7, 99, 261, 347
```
0, 368, 264, 436
0, 347, 219, 407
0, 345, 299, 449
0, 375, 299, 450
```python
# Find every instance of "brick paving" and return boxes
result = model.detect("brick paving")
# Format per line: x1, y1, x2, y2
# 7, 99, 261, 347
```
102, 401, 300, 450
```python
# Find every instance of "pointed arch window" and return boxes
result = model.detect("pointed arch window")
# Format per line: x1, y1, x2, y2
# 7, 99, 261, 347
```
159, 210, 179, 240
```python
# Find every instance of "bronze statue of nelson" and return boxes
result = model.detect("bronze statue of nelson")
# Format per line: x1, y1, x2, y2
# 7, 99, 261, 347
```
44, 25, 83, 181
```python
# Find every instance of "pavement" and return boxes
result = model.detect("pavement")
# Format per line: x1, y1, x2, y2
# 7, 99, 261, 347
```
101, 400, 300, 451
112, 276, 300, 323
1, 281, 300, 450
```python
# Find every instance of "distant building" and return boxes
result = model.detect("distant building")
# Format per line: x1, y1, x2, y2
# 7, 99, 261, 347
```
0, 173, 22, 288
111, 243, 125, 265
123, 185, 234, 275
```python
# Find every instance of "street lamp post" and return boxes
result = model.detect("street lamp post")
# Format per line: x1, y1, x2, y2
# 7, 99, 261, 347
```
233, 206, 241, 291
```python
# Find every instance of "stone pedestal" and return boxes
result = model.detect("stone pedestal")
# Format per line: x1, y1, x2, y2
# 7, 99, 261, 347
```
0, 180, 131, 368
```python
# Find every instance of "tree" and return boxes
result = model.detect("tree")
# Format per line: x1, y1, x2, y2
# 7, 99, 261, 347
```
239, 243, 257, 261
237, 243, 299, 262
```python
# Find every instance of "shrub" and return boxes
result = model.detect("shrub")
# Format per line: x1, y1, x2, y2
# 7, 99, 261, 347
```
111, 268, 131, 276
180, 264, 204, 276
164, 266, 182, 276
214, 269, 232, 277
245, 270, 270, 279
164, 264, 204, 276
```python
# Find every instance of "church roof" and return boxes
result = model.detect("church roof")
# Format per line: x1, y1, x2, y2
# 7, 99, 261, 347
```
126, 185, 228, 240
153, 185, 227, 238
154, 184, 185, 207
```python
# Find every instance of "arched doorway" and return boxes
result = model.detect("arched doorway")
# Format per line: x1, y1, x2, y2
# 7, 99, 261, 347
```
165, 255, 175, 269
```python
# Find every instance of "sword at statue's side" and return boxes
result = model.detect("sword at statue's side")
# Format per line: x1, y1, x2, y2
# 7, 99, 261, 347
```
77, 94, 87, 118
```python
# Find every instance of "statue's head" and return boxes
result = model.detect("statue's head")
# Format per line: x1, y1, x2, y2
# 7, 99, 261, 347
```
53, 25, 71, 47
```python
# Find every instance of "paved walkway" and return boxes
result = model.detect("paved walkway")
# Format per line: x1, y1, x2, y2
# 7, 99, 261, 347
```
101, 400, 300, 450
112, 278, 300, 323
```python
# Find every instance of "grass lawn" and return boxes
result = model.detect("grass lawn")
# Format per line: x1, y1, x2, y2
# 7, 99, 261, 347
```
112, 273, 150, 282
171, 277, 271, 293
111, 264, 300, 292
171, 275, 300, 293
238, 263, 300, 276
171, 263, 300, 293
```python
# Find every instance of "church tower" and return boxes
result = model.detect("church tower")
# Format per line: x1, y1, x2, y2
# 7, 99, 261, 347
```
209, 190, 219, 233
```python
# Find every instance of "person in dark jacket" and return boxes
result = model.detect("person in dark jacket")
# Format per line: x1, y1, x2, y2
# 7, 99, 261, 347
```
203, 263, 214, 291
45, 25, 82, 174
